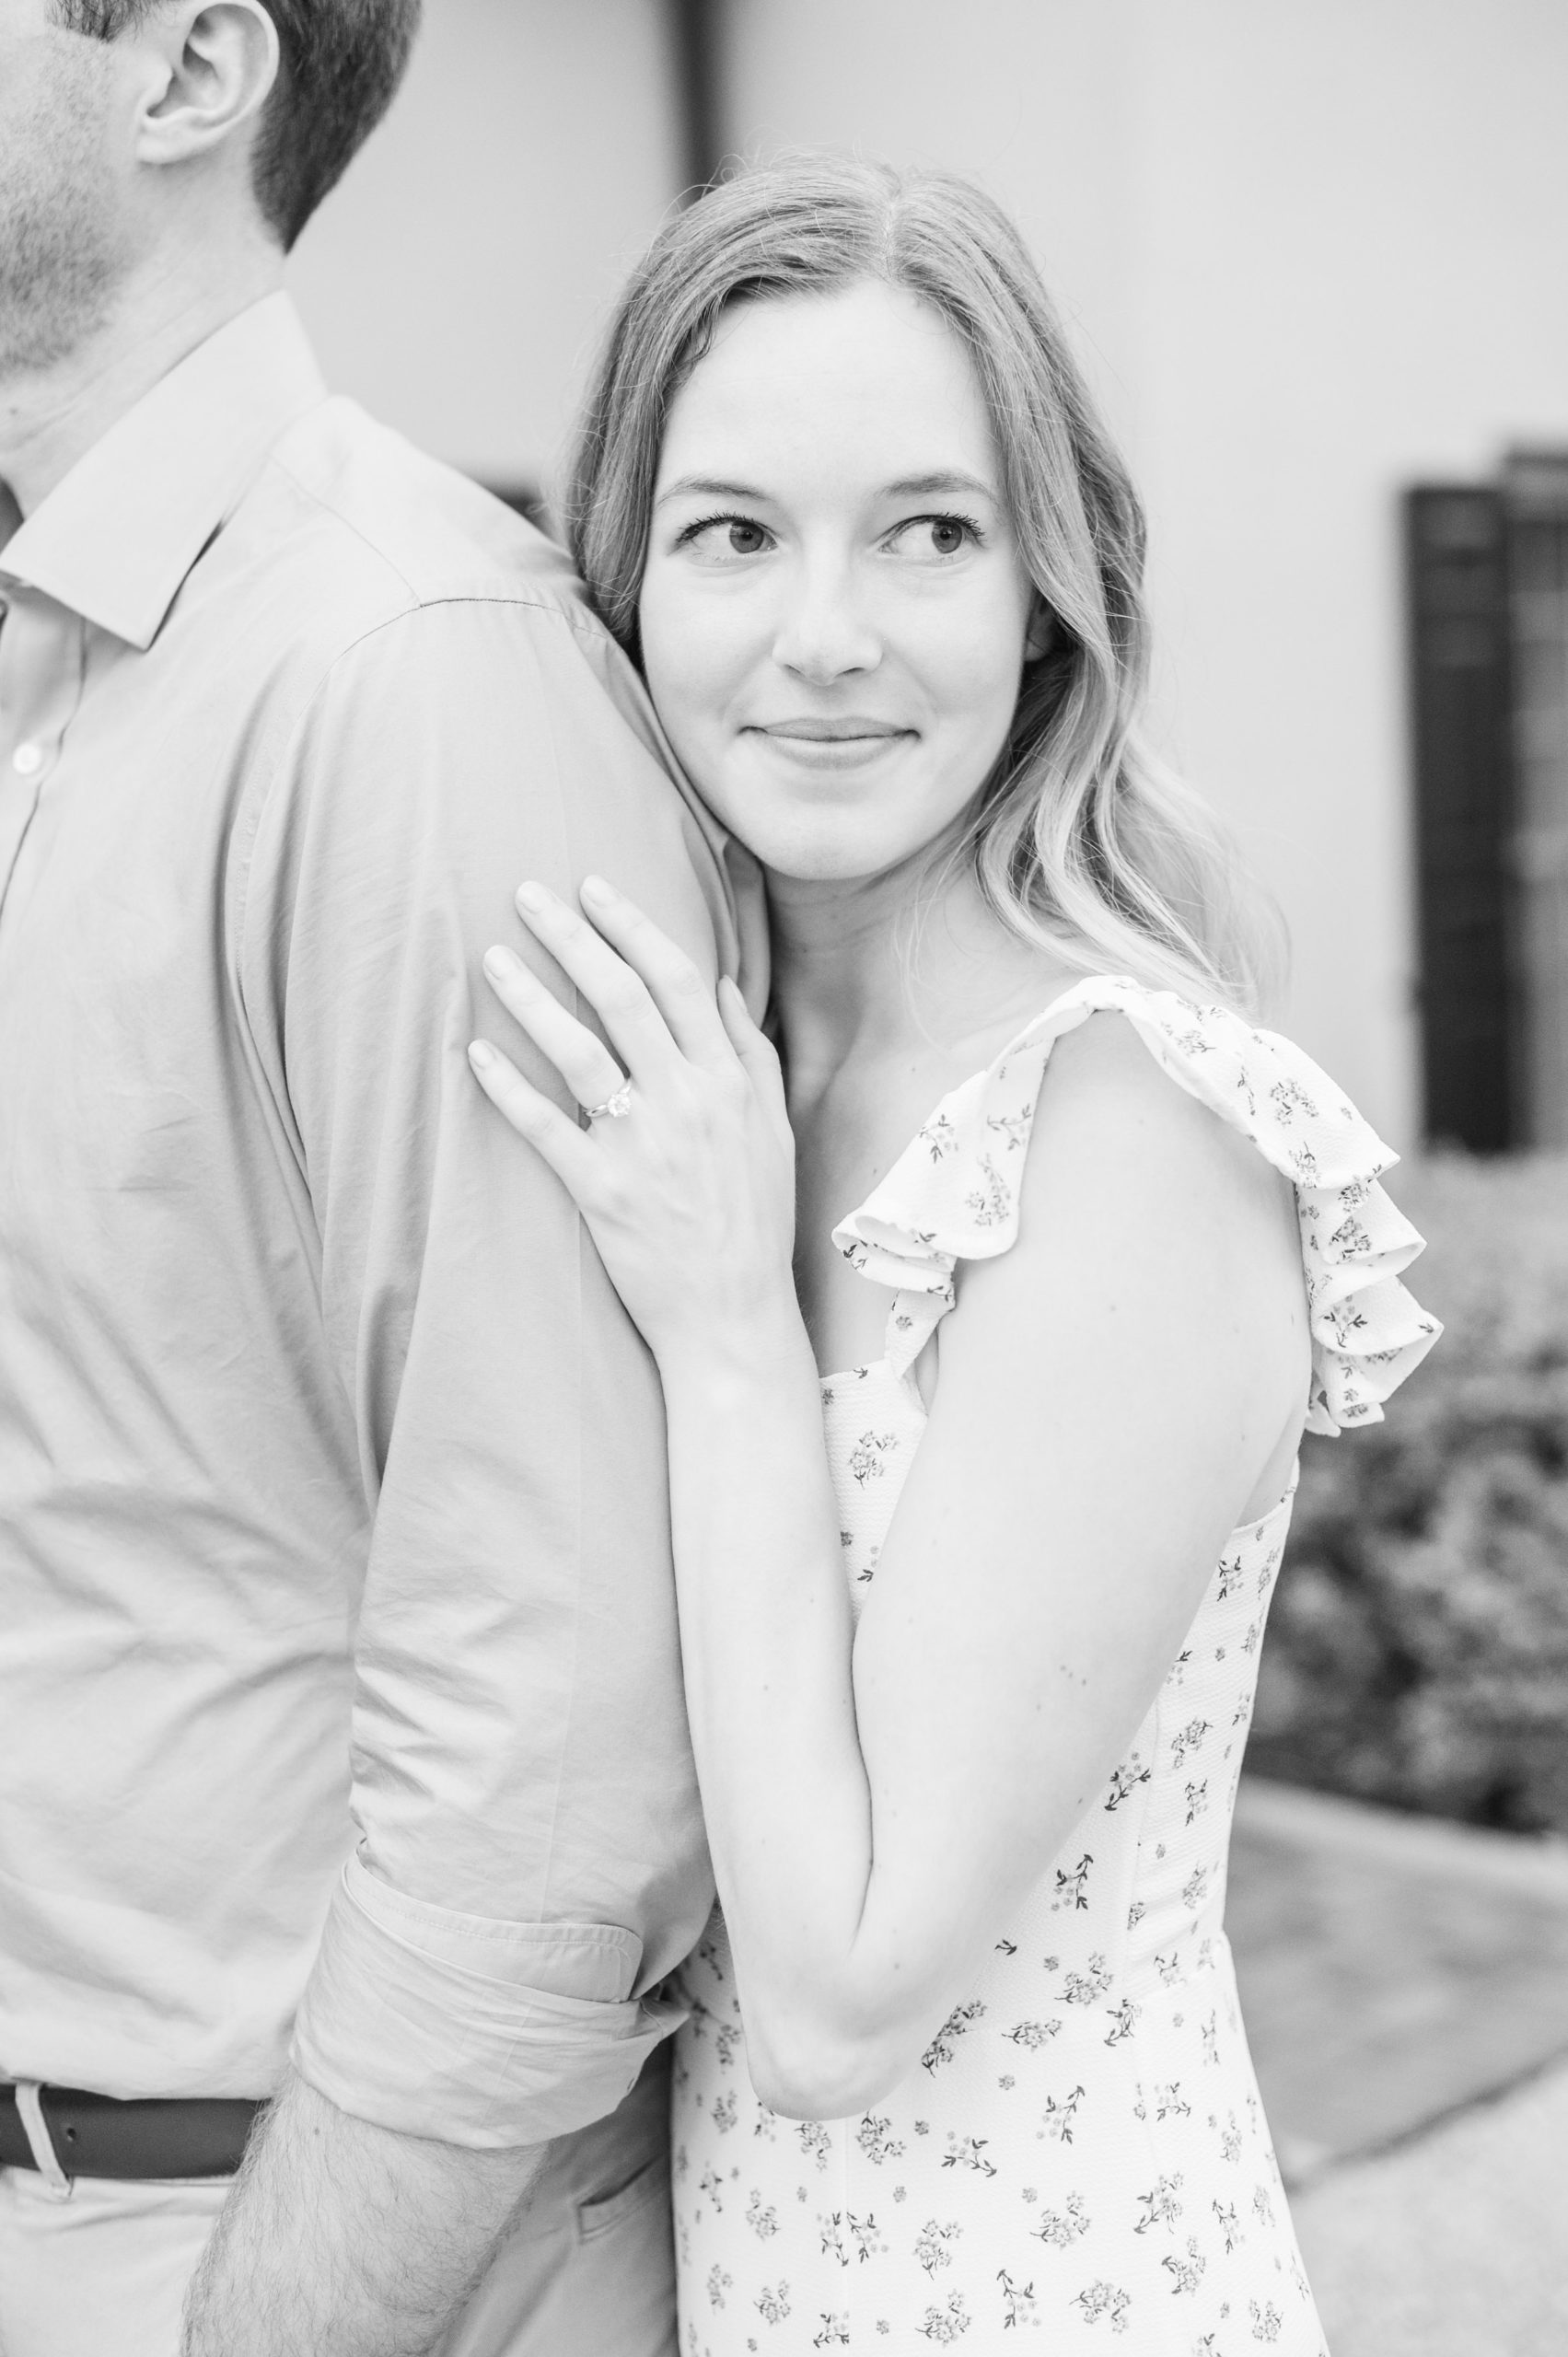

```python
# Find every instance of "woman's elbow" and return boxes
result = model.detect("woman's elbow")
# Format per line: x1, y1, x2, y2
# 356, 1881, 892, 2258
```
744, 2006, 912, 2124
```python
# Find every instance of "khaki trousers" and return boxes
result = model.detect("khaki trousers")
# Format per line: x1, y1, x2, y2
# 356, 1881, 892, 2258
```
0, 2054, 674, 2357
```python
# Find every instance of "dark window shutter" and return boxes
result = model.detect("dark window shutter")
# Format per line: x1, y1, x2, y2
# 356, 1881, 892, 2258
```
1407, 487, 1516, 1149
1504, 451, 1568, 1148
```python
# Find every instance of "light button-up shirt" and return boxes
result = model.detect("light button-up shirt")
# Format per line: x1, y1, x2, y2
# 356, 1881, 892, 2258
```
0, 296, 730, 2146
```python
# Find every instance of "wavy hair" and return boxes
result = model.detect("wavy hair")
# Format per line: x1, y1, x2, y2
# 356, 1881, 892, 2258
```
565, 155, 1281, 1015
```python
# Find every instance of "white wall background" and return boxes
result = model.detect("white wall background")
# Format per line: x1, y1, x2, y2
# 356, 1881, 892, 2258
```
288, 0, 682, 491
717, 0, 1568, 1143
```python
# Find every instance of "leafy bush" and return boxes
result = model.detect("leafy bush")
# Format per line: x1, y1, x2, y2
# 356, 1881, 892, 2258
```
1249, 1152, 1568, 1833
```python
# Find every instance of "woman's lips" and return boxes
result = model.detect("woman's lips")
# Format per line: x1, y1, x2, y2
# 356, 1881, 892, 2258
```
748, 719, 915, 771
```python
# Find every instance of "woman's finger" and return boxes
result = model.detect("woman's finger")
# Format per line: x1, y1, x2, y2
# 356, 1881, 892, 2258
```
718, 976, 790, 1137
575, 877, 734, 1069
482, 945, 627, 1118
467, 1039, 602, 1198
512, 883, 685, 1083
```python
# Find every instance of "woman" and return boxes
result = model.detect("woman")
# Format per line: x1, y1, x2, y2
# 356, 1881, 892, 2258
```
469, 158, 1437, 2352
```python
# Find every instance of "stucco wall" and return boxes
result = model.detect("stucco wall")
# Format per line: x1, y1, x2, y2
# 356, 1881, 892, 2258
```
287, 0, 681, 493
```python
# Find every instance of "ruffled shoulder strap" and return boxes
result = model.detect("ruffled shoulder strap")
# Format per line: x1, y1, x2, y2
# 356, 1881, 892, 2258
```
832, 974, 1440, 1434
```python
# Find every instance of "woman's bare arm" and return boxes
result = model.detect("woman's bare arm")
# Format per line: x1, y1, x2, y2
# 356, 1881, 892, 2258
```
472, 891, 1307, 2119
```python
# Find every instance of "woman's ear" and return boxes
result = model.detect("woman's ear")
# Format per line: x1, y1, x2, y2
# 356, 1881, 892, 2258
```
1024, 601, 1058, 665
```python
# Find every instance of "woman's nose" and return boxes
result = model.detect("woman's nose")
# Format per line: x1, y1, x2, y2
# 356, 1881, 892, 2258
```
771, 563, 882, 684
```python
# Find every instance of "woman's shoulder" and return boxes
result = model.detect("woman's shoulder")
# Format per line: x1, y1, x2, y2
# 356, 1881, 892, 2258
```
833, 971, 1442, 1433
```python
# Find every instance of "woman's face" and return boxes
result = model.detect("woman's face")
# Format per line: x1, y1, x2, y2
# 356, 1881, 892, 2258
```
637, 280, 1037, 884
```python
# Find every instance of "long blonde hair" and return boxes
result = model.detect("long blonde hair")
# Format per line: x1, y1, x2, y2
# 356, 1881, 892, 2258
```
565, 154, 1281, 1016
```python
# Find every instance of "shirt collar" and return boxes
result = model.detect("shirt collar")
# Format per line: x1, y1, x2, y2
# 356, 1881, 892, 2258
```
0, 293, 328, 651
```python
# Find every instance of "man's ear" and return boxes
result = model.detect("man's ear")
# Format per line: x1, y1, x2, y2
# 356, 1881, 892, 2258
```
130, 2, 281, 168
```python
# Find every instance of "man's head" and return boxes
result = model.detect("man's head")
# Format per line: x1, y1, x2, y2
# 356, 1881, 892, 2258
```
0, 1, 420, 373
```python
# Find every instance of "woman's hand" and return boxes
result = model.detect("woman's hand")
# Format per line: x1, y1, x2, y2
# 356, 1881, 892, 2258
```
469, 876, 797, 1369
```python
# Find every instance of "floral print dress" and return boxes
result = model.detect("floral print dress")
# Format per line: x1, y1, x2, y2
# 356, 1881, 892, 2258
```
673, 977, 1440, 2356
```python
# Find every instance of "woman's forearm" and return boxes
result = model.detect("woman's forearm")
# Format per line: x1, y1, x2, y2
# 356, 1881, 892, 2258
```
658, 1316, 919, 2115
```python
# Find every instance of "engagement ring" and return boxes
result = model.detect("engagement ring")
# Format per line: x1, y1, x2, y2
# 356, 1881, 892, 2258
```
585, 1080, 633, 1121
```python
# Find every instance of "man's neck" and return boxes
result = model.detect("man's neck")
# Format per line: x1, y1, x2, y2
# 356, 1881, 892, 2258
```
0, 244, 285, 518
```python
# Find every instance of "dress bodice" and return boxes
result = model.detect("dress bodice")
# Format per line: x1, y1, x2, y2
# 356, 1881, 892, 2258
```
674, 978, 1439, 2354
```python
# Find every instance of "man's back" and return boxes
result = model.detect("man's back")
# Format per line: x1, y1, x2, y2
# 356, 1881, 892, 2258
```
0, 288, 718, 2160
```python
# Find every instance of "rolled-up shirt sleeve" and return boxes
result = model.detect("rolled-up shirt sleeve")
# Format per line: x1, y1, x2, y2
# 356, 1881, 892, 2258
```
237, 591, 722, 2145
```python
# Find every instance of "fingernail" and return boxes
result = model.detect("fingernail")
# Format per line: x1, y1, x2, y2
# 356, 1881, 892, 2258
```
483, 946, 515, 980
580, 874, 614, 906
516, 882, 549, 913
468, 1040, 494, 1069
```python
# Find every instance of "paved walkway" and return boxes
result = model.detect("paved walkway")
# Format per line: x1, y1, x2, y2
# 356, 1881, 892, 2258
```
1226, 1778, 1568, 2354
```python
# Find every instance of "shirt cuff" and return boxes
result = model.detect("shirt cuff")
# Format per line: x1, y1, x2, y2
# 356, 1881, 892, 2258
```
290, 1852, 687, 2147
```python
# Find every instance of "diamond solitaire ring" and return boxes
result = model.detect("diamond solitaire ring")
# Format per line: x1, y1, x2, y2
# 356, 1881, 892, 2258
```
585, 1079, 633, 1121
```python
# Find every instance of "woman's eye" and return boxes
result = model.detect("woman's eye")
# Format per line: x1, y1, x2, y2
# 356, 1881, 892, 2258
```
888, 513, 980, 558
679, 514, 773, 559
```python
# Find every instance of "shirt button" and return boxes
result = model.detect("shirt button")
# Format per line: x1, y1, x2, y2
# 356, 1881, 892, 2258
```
13, 743, 42, 775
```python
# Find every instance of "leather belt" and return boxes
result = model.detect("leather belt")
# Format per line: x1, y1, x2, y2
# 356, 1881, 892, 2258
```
0, 2083, 263, 2182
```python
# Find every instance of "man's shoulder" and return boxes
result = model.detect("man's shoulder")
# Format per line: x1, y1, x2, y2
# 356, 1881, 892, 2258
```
238, 395, 607, 658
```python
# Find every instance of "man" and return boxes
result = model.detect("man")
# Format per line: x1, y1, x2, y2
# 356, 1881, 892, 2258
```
0, 5, 735, 2352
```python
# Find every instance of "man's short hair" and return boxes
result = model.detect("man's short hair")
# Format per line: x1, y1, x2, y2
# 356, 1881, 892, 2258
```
54, 1, 422, 251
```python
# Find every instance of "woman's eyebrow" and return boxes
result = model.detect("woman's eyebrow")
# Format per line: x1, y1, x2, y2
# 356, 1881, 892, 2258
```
654, 475, 768, 507
881, 470, 999, 502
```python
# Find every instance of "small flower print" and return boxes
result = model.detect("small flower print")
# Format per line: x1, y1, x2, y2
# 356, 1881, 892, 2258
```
818, 2212, 850, 2269
746, 2189, 779, 2240
963, 1155, 1011, 1227
998, 2269, 1039, 2328
849, 2212, 885, 2262
1034, 2191, 1090, 2248
855, 2113, 906, 2165
1185, 1780, 1210, 1825
1105, 1760, 1152, 1810
707, 2263, 733, 2309
1037, 2084, 1086, 2142
1005, 2018, 1063, 2050
1133, 2176, 1184, 2235
848, 1431, 896, 1486
714, 2023, 742, 2070
1170, 1718, 1212, 1769
1161, 2238, 1207, 2295
1156, 2083, 1191, 2120
812, 2317, 850, 2350
1252, 2184, 1277, 2229
698, 2165, 726, 2211
913, 2218, 963, 2276
796, 2120, 831, 2171
916, 2291, 972, 2342
1052, 1852, 1094, 1909
713, 2091, 738, 2133
1213, 2197, 1243, 2251
1249, 2298, 1284, 2342
987, 1106, 1033, 1152
1103, 1997, 1140, 2047
1269, 1075, 1318, 1125
1181, 1865, 1212, 1912
921, 1112, 958, 1161
1063, 1954, 1112, 2005
942, 2133, 997, 2177
922, 2000, 986, 2072
754, 2282, 791, 2325
1071, 2281, 1132, 2335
